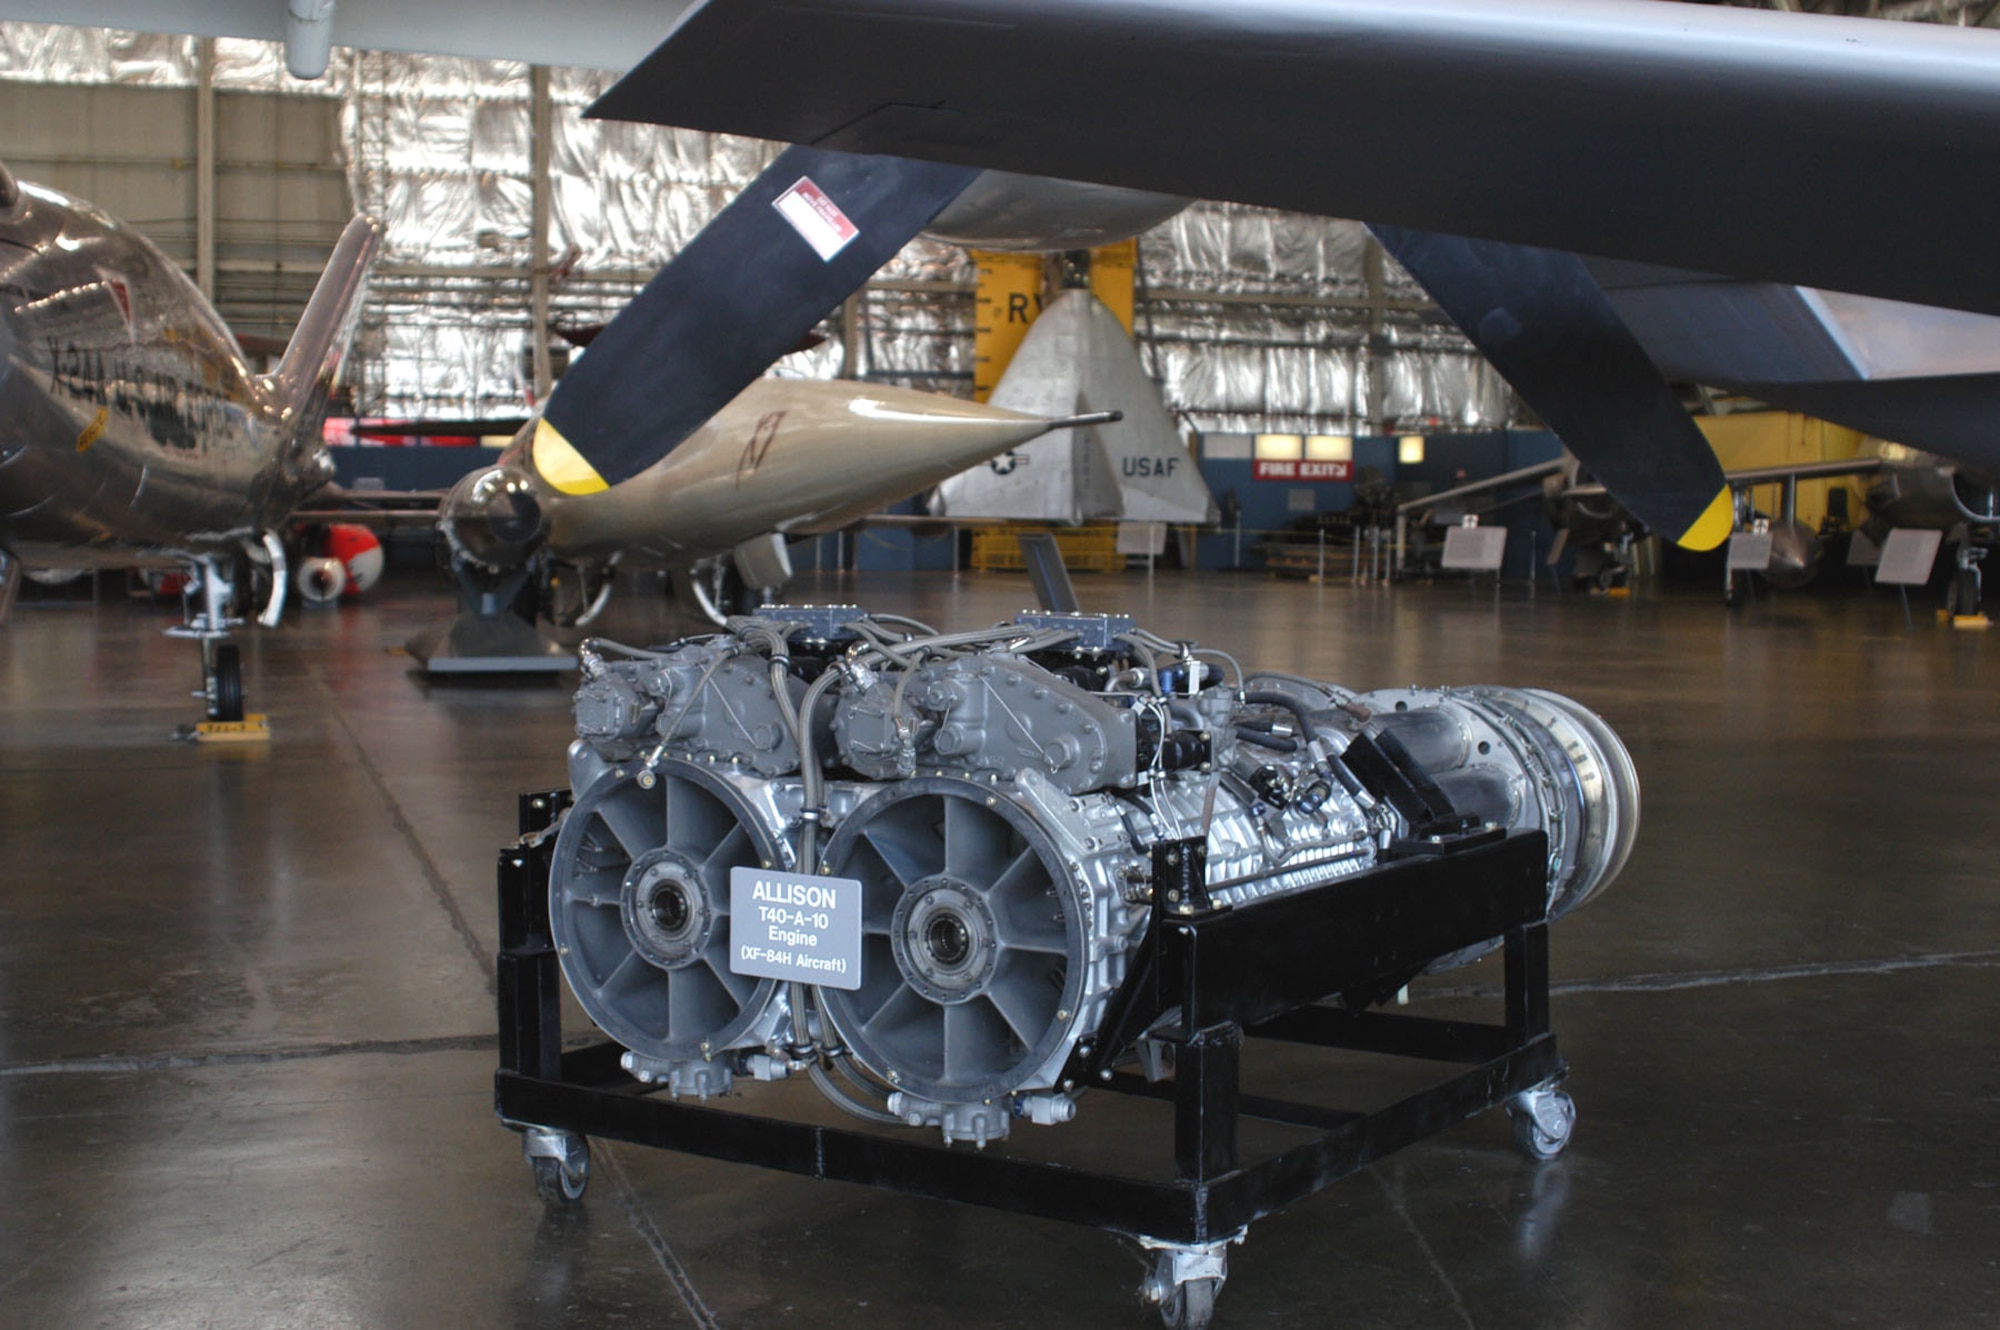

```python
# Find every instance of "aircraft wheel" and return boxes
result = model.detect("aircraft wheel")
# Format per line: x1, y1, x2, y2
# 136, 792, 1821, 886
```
1952, 564, 1982, 617
716, 563, 770, 617
546, 562, 610, 628
209, 644, 245, 723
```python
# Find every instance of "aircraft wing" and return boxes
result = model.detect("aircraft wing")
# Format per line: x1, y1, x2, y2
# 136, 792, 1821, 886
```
291, 488, 448, 528
1564, 457, 1887, 502
595, 0, 2000, 321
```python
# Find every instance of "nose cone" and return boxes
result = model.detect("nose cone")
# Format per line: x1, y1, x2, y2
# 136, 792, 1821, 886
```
441, 465, 550, 571
485, 484, 544, 544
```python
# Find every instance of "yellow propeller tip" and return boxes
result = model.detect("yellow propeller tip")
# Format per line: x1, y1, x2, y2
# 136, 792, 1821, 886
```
1673, 487, 1734, 552
531, 418, 610, 496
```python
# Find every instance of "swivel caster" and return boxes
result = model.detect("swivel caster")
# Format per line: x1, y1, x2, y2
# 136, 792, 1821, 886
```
1506, 1081, 1576, 1161
521, 1126, 591, 1206
1161, 1277, 1217, 1328
1140, 1232, 1241, 1330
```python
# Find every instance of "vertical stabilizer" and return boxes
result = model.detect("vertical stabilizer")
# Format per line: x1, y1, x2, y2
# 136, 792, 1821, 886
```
933, 290, 1214, 523
266, 215, 382, 437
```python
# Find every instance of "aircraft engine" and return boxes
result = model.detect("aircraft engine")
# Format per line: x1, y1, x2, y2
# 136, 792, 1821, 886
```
549, 609, 1639, 1144
296, 524, 384, 606
295, 555, 347, 606
1762, 517, 1821, 591
439, 464, 548, 572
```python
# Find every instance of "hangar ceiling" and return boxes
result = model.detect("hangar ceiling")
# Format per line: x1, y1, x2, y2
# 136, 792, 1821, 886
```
1702, 0, 1995, 22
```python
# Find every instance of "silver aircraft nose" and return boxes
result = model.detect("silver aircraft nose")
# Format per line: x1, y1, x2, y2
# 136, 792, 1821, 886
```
439, 465, 550, 571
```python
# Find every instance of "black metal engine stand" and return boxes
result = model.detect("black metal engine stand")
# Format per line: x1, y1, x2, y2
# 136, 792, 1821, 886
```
495, 792, 1576, 1327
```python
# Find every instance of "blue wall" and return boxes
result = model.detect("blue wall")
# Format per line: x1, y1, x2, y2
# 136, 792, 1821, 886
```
1196, 430, 1565, 580
328, 444, 496, 492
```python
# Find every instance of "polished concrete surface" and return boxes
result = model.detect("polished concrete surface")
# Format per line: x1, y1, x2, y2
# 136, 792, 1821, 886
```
2, 568, 1996, 1327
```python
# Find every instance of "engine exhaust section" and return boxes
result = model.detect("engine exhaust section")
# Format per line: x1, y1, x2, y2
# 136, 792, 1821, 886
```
546, 607, 1638, 1147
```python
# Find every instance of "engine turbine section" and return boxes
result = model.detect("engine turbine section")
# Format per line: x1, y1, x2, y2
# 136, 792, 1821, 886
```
818, 774, 1141, 1144
549, 609, 1640, 1145
547, 759, 792, 1099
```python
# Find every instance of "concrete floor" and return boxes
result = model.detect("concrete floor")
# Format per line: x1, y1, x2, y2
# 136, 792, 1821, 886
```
1, 567, 1996, 1328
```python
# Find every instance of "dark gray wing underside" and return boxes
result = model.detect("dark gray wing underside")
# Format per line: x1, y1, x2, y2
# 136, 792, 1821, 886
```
594, 0, 2000, 317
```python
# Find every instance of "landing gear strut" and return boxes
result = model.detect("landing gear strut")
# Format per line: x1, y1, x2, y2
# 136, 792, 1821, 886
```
169, 554, 248, 723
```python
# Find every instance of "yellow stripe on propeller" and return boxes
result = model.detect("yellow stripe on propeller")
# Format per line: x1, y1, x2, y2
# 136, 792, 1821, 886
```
531, 418, 609, 496
1674, 487, 1735, 552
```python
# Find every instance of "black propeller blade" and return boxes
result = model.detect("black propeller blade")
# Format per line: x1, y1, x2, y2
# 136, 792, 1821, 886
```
1371, 227, 1733, 551
530, 145, 980, 494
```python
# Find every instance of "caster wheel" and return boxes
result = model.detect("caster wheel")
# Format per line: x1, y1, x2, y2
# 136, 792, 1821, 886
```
209, 644, 244, 722
1509, 1087, 1576, 1161
531, 1151, 589, 1205
1161, 1277, 1217, 1328
526, 1130, 590, 1206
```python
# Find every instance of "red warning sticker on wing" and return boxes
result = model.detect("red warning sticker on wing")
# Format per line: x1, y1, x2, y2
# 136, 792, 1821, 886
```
772, 177, 860, 261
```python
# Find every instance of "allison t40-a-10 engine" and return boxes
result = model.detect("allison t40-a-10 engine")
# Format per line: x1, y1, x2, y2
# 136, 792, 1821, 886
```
547, 607, 1638, 1147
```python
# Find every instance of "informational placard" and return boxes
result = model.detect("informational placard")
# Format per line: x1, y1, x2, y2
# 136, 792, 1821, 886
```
1846, 528, 1882, 568
772, 176, 859, 261
1875, 528, 1942, 586
729, 866, 863, 989
1441, 525, 1507, 571
1116, 520, 1167, 556
1727, 531, 1774, 571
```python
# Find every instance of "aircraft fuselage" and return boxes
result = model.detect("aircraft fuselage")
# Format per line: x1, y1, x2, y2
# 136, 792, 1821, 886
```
440, 377, 1071, 576
0, 179, 313, 569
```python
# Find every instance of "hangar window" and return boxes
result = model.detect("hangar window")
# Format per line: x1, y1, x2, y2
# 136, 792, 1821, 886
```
1254, 433, 1303, 461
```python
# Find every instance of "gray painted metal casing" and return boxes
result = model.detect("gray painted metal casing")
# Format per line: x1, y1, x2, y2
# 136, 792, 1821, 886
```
549, 612, 1642, 1143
